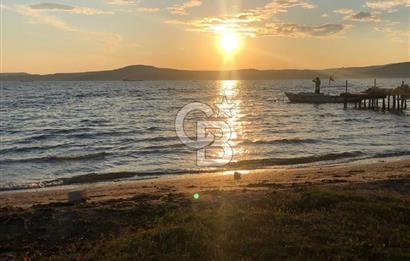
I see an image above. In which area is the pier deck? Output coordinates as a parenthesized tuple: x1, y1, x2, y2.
(341, 81, 409, 113)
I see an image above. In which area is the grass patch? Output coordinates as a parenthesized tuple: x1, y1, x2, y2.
(2, 179, 410, 260)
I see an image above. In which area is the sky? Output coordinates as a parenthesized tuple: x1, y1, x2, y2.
(1, 0, 409, 74)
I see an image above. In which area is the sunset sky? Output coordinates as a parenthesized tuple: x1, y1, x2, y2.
(1, 0, 409, 74)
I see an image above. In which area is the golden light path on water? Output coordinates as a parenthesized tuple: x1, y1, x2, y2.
(213, 80, 248, 173)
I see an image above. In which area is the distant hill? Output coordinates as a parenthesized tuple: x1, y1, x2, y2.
(1, 62, 409, 81)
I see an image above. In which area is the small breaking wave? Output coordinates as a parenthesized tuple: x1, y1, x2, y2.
(228, 151, 365, 168)
(0, 152, 109, 164)
(0, 151, 370, 191)
(238, 138, 319, 146)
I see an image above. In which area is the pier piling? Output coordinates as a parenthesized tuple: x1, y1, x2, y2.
(341, 80, 409, 114)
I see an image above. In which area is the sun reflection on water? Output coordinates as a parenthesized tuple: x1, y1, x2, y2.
(213, 80, 245, 163)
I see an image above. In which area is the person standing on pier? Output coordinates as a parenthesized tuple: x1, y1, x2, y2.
(313, 77, 321, 94)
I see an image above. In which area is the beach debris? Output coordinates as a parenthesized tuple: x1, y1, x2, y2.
(68, 190, 88, 203)
(234, 171, 241, 181)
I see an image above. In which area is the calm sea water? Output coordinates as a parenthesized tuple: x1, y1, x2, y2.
(1, 79, 409, 190)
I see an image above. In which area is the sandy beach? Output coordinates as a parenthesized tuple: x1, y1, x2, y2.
(1, 158, 409, 259)
(1, 158, 410, 208)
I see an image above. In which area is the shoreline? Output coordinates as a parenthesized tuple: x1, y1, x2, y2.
(2, 153, 409, 194)
(1, 156, 409, 208)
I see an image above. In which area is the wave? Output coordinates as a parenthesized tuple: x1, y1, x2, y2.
(227, 151, 365, 168)
(0, 152, 109, 164)
(0, 151, 370, 191)
(238, 138, 319, 146)
(0, 143, 75, 154)
(373, 151, 410, 158)
(140, 136, 180, 142)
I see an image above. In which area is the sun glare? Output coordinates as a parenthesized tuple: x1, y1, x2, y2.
(219, 32, 240, 54)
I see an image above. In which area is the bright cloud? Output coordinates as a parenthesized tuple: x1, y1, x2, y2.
(105, 0, 138, 5)
(260, 0, 316, 16)
(168, 0, 202, 15)
(164, 0, 349, 39)
(137, 7, 161, 13)
(333, 9, 355, 15)
(366, 0, 410, 11)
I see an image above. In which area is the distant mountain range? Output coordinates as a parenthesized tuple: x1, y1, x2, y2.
(1, 62, 409, 81)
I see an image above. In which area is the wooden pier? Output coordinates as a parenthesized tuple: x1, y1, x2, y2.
(342, 80, 409, 113)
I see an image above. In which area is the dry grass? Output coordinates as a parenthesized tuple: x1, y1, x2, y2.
(1, 178, 410, 260)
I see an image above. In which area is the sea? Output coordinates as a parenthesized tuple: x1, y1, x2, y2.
(1, 79, 409, 190)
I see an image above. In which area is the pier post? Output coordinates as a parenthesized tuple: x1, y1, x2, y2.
(401, 97, 404, 112)
(387, 95, 390, 110)
(393, 96, 396, 110)
(382, 98, 386, 111)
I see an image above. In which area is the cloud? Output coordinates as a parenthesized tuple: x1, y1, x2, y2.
(220, 0, 317, 22)
(30, 3, 73, 11)
(17, 5, 75, 31)
(375, 26, 410, 43)
(137, 7, 160, 13)
(164, 0, 347, 39)
(366, 0, 410, 11)
(261, 23, 350, 38)
(259, 0, 316, 16)
(105, 0, 138, 5)
(333, 8, 354, 15)
(349, 12, 380, 22)
(29, 3, 113, 15)
(334, 9, 380, 22)
(168, 0, 202, 15)
(15, 5, 126, 51)
(167, 17, 349, 39)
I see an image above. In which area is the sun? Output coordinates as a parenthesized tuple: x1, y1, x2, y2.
(219, 32, 240, 54)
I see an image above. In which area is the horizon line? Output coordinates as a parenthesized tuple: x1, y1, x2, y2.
(2, 61, 409, 76)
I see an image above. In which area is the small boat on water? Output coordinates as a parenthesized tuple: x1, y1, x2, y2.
(285, 92, 348, 103)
